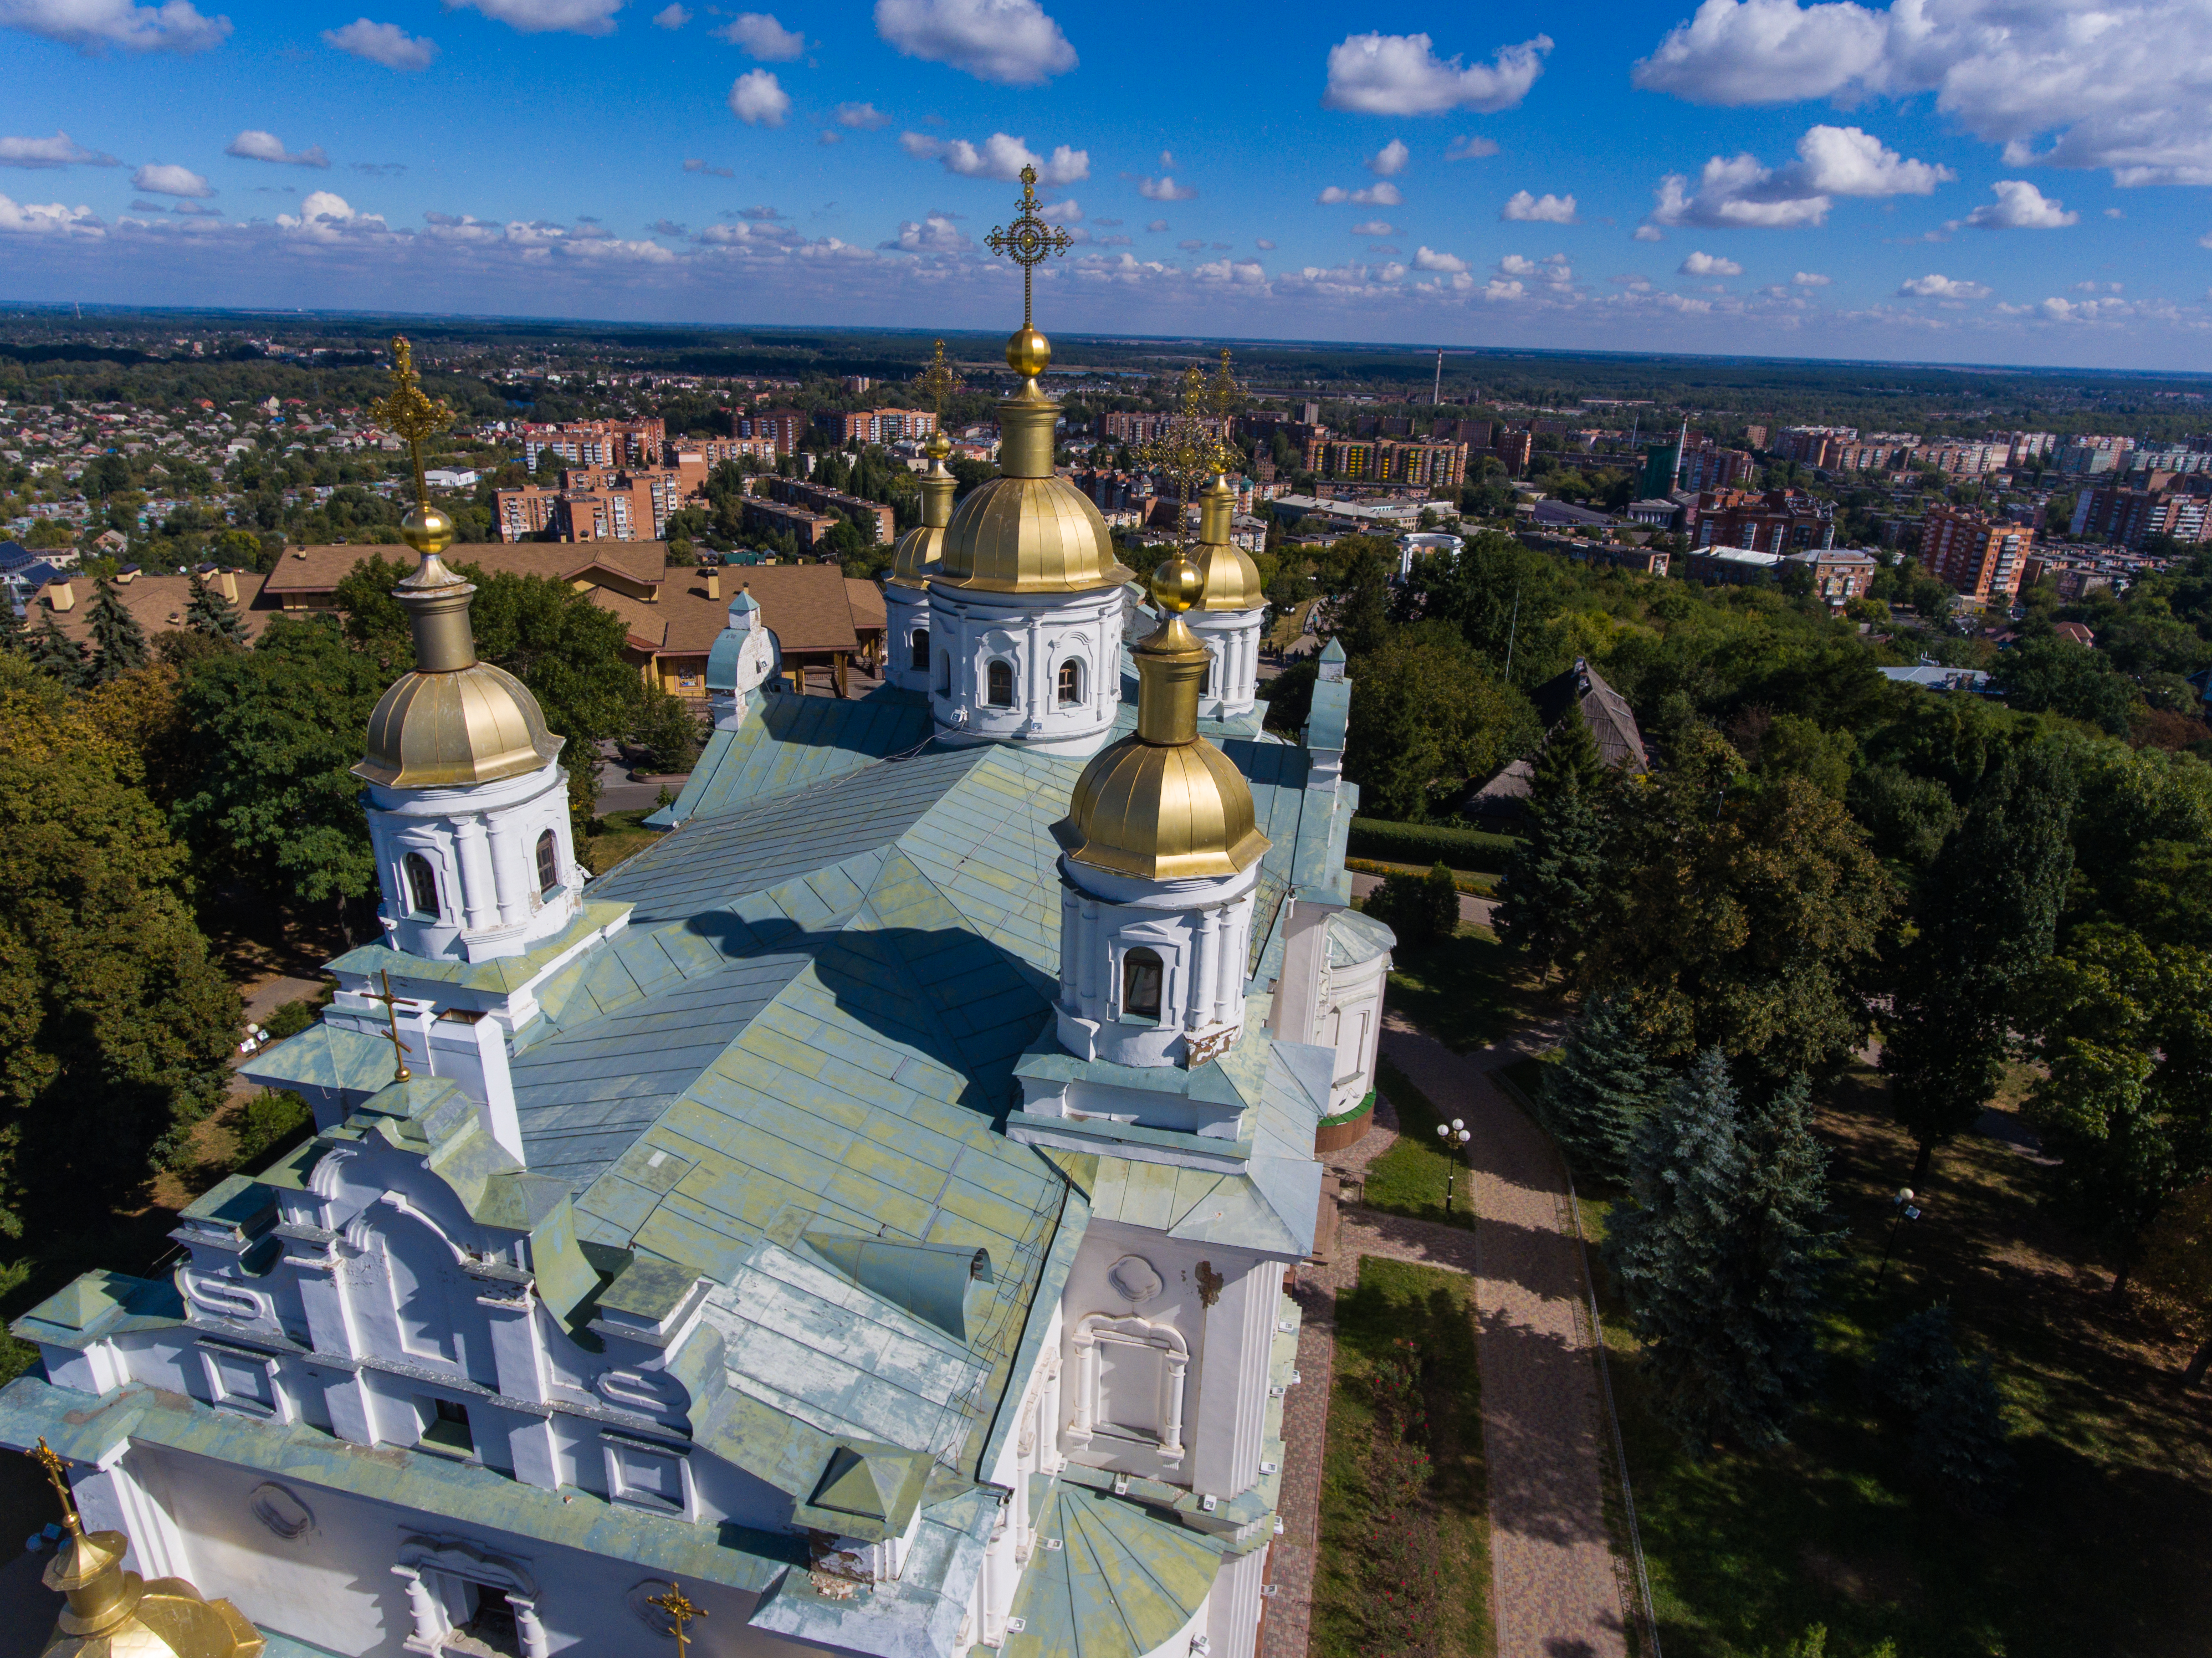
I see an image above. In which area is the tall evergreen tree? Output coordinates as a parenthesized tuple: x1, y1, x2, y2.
(1498, 704, 1608, 978)
(85, 576, 148, 685)
(27, 616, 87, 687)
(0, 592, 23, 653)
(1606, 1051, 1836, 1451)
(1540, 994, 1665, 1182)
(185, 571, 249, 645)
(1885, 745, 2077, 1176)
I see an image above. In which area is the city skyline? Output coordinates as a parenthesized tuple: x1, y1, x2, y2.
(4, 0, 2212, 370)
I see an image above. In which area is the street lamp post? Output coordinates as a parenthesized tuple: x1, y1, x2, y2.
(1435, 1118, 1472, 1214)
(1873, 1186, 1923, 1288)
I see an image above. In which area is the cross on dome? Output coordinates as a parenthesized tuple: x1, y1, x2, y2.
(985, 165, 1073, 332)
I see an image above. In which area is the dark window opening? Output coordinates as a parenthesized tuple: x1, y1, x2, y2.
(911, 627, 930, 672)
(935, 651, 951, 696)
(1057, 658, 1083, 705)
(1123, 948, 1164, 1021)
(986, 659, 1015, 707)
(458, 1585, 522, 1658)
(421, 1396, 474, 1455)
(404, 853, 441, 919)
(535, 828, 559, 893)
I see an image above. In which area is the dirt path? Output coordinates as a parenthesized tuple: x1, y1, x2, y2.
(1265, 1010, 1631, 1658)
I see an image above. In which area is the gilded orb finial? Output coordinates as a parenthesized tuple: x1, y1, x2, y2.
(1150, 551, 1205, 615)
(372, 335, 457, 557)
(986, 164, 1073, 365)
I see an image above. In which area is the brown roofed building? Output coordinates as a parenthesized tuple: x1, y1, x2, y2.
(647, 564, 864, 698)
(1467, 657, 1647, 818)
(28, 567, 275, 647)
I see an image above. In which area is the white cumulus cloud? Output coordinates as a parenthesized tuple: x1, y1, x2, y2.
(1317, 181, 1401, 207)
(1633, 0, 2212, 186)
(1139, 175, 1196, 201)
(1350, 219, 1392, 236)
(226, 130, 331, 166)
(1483, 278, 1525, 300)
(132, 161, 209, 197)
(1793, 269, 1831, 285)
(1898, 272, 1990, 298)
(900, 131, 1086, 185)
(0, 0, 229, 52)
(0, 131, 116, 167)
(1413, 245, 1467, 273)
(874, 0, 1074, 85)
(1646, 123, 1949, 231)
(1502, 189, 1576, 223)
(715, 11, 801, 57)
(276, 190, 385, 239)
(1679, 250, 1742, 275)
(1446, 134, 1498, 160)
(884, 213, 969, 252)
(322, 17, 436, 67)
(448, 0, 622, 34)
(835, 101, 890, 129)
(1963, 179, 2078, 229)
(1323, 30, 1552, 115)
(0, 191, 101, 234)
(729, 69, 790, 126)
(652, 3, 688, 23)
(1367, 139, 1409, 177)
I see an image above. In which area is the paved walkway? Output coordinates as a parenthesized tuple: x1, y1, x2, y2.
(1345, 871, 1496, 929)
(1264, 1011, 1632, 1658)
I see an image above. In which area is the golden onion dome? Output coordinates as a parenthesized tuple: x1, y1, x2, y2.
(934, 330, 1131, 595)
(889, 432, 956, 589)
(33, 1440, 264, 1658)
(1194, 475, 1265, 611)
(351, 511, 565, 790)
(1063, 553, 1269, 881)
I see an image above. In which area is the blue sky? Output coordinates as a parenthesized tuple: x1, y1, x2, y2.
(5, 0, 2212, 369)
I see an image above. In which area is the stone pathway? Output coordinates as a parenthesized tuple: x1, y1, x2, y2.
(1263, 1011, 1632, 1658)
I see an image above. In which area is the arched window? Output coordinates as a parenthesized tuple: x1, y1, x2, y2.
(404, 852, 441, 919)
(1122, 948, 1164, 1021)
(535, 828, 559, 893)
(986, 659, 1015, 707)
(935, 651, 951, 697)
(1057, 657, 1083, 705)
(910, 627, 930, 672)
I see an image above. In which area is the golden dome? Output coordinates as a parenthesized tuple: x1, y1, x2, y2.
(889, 433, 956, 589)
(934, 331, 1131, 596)
(33, 1440, 263, 1658)
(351, 547, 565, 789)
(1194, 477, 1265, 611)
(1063, 555, 1269, 881)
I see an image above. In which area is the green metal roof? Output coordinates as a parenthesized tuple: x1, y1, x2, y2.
(1000, 1482, 1225, 1658)
(648, 688, 935, 827)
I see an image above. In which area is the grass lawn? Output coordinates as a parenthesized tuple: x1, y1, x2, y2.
(583, 807, 661, 876)
(1363, 1058, 1476, 1229)
(1378, 922, 1522, 1054)
(1314, 1256, 1494, 1658)
(1578, 1060, 2212, 1658)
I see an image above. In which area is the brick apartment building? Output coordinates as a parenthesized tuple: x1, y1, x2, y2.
(520, 417, 665, 469)
(733, 407, 808, 454)
(1306, 436, 1469, 490)
(742, 496, 839, 549)
(761, 475, 895, 543)
(1679, 441, 1757, 492)
(1690, 488, 1836, 553)
(812, 407, 939, 445)
(1103, 410, 1229, 446)
(1924, 505, 2034, 600)
(2071, 477, 2212, 547)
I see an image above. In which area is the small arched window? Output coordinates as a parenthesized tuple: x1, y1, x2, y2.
(404, 852, 441, 919)
(535, 828, 560, 893)
(986, 659, 1015, 707)
(1057, 657, 1083, 705)
(910, 627, 930, 672)
(1122, 948, 1164, 1021)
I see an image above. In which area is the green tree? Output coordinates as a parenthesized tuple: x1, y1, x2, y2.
(0, 654, 239, 1234)
(2026, 925, 2212, 1294)
(1992, 635, 2133, 735)
(1586, 726, 1896, 1083)
(1345, 624, 1537, 821)
(85, 576, 149, 684)
(1397, 532, 1573, 685)
(1333, 547, 1392, 658)
(1364, 862, 1458, 950)
(2138, 1179, 2212, 1390)
(1539, 995, 1665, 1182)
(27, 616, 87, 688)
(1913, 1352, 2015, 1514)
(185, 571, 249, 645)
(1605, 1052, 1837, 1451)
(171, 617, 391, 934)
(1884, 745, 2076, 1177)
(628, 685, 705, 774)
(1497, 704, 1608, 976)
(0, 593, 22, 653)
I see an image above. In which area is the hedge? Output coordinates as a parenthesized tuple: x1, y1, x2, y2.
(1346, 817, 1523, 867)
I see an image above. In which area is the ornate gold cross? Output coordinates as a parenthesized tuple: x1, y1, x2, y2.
(1135, 361, 1241, 543)
(913, 339, 963, 424)
(370, 335, 455, 506)
(363, 969, 413, 1084)
(30, 1438, 83, 1537)
(984, 166, 1073, 330)
(647, 1580, 705, 1656)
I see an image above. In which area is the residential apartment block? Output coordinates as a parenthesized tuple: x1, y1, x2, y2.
(813, 407, 939, 446)
(1305, 435, 1468, 490)
(761, 474, 896, 543)
(1924, 505, 2034, 600)
(1679, 441, 1757, 493)
(1103, 410, 1229, 446)
(733, 406, 809, 453)
(519, 417, 665, 469)
(2071, 477, 2212, 547)
(1689, 487, 1836, 554)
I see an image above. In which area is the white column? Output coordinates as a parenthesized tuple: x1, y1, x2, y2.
(1161, 1355, 1189, 1460)
(509, 1596, 550, 1658)
(1026, 612, 1043, 730)
(393, 1567, 443, 1655)
(1186, 908, 1217, 1032)
(1042, 1360, 1063, 1469)
(452, 816, 500, 933)
(487, 823, 528, 928)
(1058, 886, 1079, 1010)
(1215, 903, 1245, 1026)
(1071, 1340, 1097, 1441)
(1076, 900, 1100, 1005)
